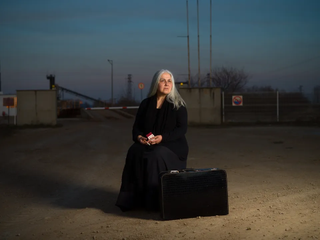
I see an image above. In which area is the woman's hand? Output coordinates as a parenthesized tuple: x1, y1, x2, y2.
(149, 135, 162, 145)
(137, 135, 149, 145)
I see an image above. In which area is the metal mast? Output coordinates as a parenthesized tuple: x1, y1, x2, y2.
(197, 0, 201, 87)
(186, 0, 191, 87)
(127, 74, 132, 100)
(210, 0, 212, 87)
(107, 59, 114, 105)
(0, 62, 2, 92)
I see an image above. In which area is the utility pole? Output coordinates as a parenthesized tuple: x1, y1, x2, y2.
(210, 0, 212, 87)
(177, 1, 191, 87)
(186, 0, 191, 87)
(197, 0, 201, 87)
(108, 59, 114, 105)
(127, 74, 132, 100)
(0, 62, 2, 92)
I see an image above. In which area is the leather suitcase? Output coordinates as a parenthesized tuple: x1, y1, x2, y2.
(160, 168, 229, 220)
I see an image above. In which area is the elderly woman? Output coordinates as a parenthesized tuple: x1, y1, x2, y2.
(116, 69, 188, 211)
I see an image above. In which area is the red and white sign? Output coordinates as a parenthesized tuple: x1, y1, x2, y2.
(3, 97, 14, 107)
(232, 95, 243, 106)
(138, 83, 145, 90)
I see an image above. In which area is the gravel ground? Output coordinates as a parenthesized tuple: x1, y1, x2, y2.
(0, 111, 320, 240)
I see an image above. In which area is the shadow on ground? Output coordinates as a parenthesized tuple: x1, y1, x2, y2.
(0, 163, 162, 220)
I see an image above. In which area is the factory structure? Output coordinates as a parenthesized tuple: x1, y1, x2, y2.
(0, 73, 145, 125)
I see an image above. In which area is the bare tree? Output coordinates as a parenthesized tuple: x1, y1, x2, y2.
(187, 73, 211, 88)
(188, 74, 200, 88)
(211, 67, 249, 92)
(245, 85, 276, 92)
(186, 67, 249, 91)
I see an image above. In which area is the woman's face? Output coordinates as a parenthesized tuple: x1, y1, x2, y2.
(157, 72, 173, 96)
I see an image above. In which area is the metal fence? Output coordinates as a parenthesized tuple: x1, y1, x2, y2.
(222, 91, 320, 123)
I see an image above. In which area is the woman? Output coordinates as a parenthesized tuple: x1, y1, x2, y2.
(115, 69, 188, 211)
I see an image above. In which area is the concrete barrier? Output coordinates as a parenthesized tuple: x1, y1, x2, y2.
(17, 90, 57, 126)
(179, 88, 221, 125)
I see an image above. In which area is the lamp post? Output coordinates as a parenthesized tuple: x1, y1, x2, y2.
(107, 59, 113, 105)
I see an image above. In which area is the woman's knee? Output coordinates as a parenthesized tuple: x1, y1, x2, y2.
(127, 143, 145, 155)
(144, 146, 173, 165)
(151, 145, 169, 156)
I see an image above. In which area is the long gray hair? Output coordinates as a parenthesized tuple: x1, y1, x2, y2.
(147, 69, 186, 109)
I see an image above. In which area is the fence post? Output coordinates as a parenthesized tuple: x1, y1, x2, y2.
(277, 91, 279, 122)
(222, 91, 225, 123)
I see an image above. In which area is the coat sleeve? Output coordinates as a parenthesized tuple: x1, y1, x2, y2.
(161, 106, 188, 142)
(132, 99, 147, 142)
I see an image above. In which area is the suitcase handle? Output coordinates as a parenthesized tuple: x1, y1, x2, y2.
(181, 168, 196, 172)
(168, 168, 219, 174)
(181, 168, 218, 172)
(168, 169, 195, 174)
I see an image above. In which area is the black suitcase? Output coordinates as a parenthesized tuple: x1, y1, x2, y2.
(160, 168, 228, 220)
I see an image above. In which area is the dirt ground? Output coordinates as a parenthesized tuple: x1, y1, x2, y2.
(0, 110, 320, 240)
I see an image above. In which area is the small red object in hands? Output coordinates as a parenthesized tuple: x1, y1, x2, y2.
(146, 132, 154, 145)
(146, 132, 155, 139)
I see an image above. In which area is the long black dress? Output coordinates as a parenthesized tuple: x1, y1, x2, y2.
(115, 95, 188, 211)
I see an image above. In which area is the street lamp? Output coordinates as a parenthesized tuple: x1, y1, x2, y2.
(107, 59, 113, 105)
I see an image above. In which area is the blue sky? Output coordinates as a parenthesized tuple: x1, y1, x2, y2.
(1, 0, 319, 101)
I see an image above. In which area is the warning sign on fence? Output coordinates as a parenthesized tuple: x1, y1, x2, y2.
(232, 95, 243, 106)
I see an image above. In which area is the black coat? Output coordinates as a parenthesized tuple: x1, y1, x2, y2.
(132, 95, 189, 161)
(116, 95, 188, 211)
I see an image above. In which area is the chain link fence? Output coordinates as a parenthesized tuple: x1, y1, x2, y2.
(222, 91, 320, 123)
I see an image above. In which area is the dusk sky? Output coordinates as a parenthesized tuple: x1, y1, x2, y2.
(1, 0, 319, 102)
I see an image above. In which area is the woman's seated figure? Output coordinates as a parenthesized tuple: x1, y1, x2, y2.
(115, 69, 189, 211)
